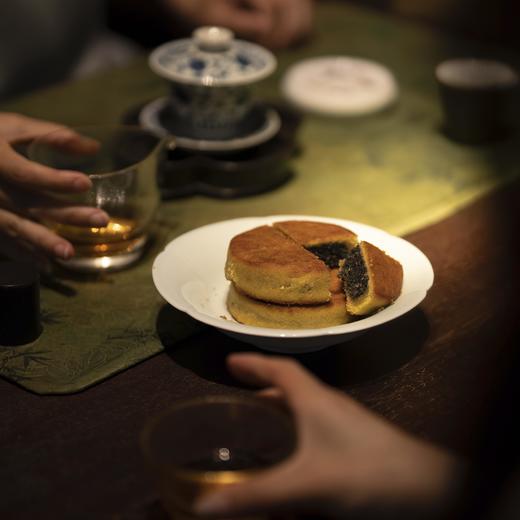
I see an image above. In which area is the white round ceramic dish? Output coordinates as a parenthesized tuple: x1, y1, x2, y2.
(152, 216, 434, 353)
(139, 97, 281, 152)
(281, 56, 398, 116)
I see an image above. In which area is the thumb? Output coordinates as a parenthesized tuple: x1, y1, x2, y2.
(227, 353, 327, 413)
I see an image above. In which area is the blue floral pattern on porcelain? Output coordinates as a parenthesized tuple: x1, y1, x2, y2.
(149, 27, 277, 140)
(170, 84, 250, 135)
(155, 40, 270, 85)
(150, 26, 276, 87)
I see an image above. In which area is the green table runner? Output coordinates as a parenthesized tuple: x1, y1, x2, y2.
(1, 2, 518, 393)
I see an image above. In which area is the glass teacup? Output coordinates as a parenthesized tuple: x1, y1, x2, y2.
(29, 125, 173, 272)
(141, 395, 296, 519)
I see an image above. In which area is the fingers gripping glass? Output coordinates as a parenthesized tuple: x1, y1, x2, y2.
(29, 126, 174, 271)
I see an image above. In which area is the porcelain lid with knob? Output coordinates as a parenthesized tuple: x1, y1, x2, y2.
(149, 26, 277, 87)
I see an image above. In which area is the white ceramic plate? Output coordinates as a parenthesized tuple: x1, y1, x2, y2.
(152, 216, 434, 353)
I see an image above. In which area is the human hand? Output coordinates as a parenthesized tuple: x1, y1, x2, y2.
(165, 0, 313, 49)
(0, 113, 108, 263)
(195, 353, 459, 518)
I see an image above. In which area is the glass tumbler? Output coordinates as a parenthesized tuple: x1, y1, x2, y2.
(28, 125, 173, 272)
(141, 395, 297, 519)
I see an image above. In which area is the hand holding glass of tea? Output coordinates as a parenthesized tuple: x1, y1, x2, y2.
(28, 125, 171, 272)
(0, 113, 109, 265)
(141, 392, 297, 519)
(193, 353, 459, 519)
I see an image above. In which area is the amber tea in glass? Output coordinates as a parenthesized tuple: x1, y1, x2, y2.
(141, 396, 296, 519)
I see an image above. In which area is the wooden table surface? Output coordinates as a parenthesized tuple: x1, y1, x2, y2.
(1, 2, 520, 518)
(2, 176, 518, 518)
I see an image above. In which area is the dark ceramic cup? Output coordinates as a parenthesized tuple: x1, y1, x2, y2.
(436, 58, 519, 145)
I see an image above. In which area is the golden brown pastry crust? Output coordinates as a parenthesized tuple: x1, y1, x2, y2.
(225, 225, 331, 305)
(227, 284, 351, 329)
(329, 268, 343, 294)
(274, 220, 358, 249)
(225, 220, 401, 328)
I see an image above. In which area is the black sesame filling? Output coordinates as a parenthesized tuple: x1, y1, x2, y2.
(306, 242, 350, 268)
(339, 246, 368, 299)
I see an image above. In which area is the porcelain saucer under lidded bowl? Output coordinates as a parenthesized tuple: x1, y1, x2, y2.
(139, 96, 281, 153)
(148, 26, 277, 144)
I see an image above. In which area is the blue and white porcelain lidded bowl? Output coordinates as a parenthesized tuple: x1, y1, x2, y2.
(149, 27, 277, 140)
